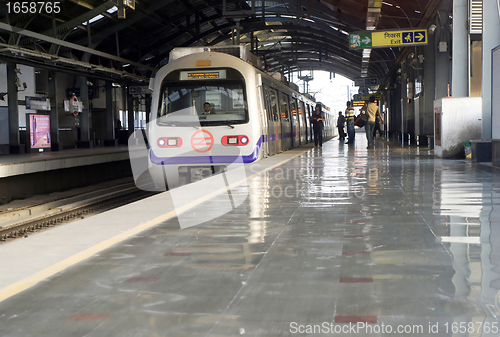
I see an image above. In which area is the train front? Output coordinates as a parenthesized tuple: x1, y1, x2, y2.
(148, 52, 261, 189)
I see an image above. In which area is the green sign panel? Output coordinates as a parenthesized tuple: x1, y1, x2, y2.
(349, 29, 428, 49)
(349, 33, 372, 49)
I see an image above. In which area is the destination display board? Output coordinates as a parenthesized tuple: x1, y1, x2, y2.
(352, 100, 366, 107)
(180, 70, 227, 80)
(351, 100, 378, 107)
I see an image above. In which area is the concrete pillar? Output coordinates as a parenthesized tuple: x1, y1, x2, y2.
(401, 64, 408, 143)
(6, 62, 22, 153)
(422, 32, 436, 139)
(48, 71, 61, 151)
(105, 81, 114, 142)
(407, 64, 415, 144)
(482, 0, 500, 140)
(435, 4, 452, 99)
(78, 76, 91, 146)
(451, 0, 469, 97)
(389, 75, 402, 141)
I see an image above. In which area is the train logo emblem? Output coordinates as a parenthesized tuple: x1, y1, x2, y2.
(191, 130, 214, 153)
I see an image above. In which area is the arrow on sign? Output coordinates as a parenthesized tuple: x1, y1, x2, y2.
(363, 37, 371, 45)
(415, 33, 425, 42)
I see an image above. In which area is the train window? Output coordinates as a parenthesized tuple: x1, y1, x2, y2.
(269, 88, 279, 121)
(156, 68, 248, 126)
(263, 86, 272, 121)
(230, 88, 245, 109)
(279, 92, 289, 119)
(290, 99, 297, 117)
(205, 90, 223, 110)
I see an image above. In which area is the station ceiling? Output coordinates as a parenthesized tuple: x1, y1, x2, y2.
(0, 0, 443, 84)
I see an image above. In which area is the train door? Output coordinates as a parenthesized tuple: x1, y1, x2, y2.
(298, 100, 306, 145)
(290, 98, 298, 147)
(269, 88, 282, 152)
(307, 104, 313, 143)
(279, 92, 292, 150)
(264, 85, 277, 156)
(259, 85, 270, 157)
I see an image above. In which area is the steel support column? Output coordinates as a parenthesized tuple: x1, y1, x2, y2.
(48, 71, 61, 150)
(7, 62, 21, 154)
(78, 76, 91, 146)
(145, 95, 151, 125)
(451, 0, 468, 97)
(482, 0, 500, 139)
(127, 92, 135, 137)
(105, 81, 113, 138)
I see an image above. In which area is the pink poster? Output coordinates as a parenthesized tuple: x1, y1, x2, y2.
(29, 115, 51, 149)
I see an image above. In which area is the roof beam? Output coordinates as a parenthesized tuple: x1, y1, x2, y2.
(71, 0, 178, 47)
(0, 22, 156, 71)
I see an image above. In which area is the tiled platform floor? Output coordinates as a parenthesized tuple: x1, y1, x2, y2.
(0, 134, 499, 336)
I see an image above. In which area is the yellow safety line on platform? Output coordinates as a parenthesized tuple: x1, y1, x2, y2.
(0, 147, 311, 303)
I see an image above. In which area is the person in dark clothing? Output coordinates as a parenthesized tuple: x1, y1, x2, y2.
(311, 104, 324, 147)
(372, 114, 383, 138)
(344, 101, 355, 144)
(115, 118, 122, 140)
(337, 111, 346, 141)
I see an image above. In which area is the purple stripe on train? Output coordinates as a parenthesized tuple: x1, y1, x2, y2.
(150, 138, 262, 165)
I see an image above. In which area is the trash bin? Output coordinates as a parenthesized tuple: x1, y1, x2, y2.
(464, 141, 472, 159)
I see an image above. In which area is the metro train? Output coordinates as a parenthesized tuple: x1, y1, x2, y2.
(147, 46, 337, 188)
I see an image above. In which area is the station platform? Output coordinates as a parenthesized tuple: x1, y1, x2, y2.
(0, 135, 499, 336)
(0, 146, 129, 178)
(0, 146, 131, 204)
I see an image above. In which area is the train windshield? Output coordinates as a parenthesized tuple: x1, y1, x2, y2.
(156, 69, 248, 127)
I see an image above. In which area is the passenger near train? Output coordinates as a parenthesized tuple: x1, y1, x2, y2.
(148, 46, 336, 188)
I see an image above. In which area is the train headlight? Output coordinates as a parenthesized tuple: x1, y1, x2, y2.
(222, 135, 249, 146)
(158, 137, 183, 148)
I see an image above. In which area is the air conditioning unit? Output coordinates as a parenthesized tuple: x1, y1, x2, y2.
(469, 0, 482, 34)
(125, 0, 135, 9)
(169, 46, 263, 69)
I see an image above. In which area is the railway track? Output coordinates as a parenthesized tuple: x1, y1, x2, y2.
(0, 183, 157, 242)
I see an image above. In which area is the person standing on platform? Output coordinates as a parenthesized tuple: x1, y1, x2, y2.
(364, 96, 384, 149)
(115, 118, 122, 140)
(312, 104, 324, 147)
(344, 101, 355, 144)
(337, 111, 346, 141)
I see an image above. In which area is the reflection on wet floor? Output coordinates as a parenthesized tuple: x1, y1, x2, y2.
(1, 134, 500, 336)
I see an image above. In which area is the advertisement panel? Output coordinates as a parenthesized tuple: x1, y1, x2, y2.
(28, 114, 51, 149)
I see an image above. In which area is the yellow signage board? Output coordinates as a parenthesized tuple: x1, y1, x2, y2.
(352, 100, 366, 107)
(372, 29, 427, 48)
